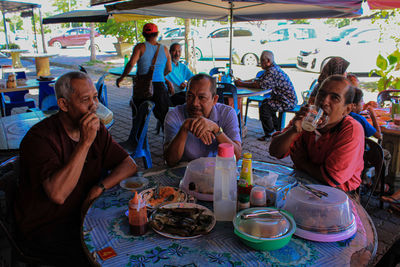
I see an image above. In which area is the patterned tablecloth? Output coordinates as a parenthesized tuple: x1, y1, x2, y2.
(82, 161, 377, 266)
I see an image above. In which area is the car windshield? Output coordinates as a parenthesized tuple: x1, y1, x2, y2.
(326, 27, 357, 42)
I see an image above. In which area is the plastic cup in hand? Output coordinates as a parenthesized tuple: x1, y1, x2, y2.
(394, 114, 400, 126)
(301, 105, 327, 132)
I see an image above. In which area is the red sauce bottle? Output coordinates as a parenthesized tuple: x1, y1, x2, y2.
(129, 191, 148, 235)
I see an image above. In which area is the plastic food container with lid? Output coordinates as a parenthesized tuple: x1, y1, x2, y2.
(283, 184, 357, 242)
(233, 207, 296, 251)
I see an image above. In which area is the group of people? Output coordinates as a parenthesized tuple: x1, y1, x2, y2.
(11, 22, 398, 265)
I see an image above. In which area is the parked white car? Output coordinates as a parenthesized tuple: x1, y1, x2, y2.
(249, 24, 325, 66)
(297, 27, 396, 73)
(158, 27, 200, 48)
(84, 35, 118, 52)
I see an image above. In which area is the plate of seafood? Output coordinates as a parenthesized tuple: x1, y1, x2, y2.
(140, 186, 187, 210)
(149, 203, 216, 239)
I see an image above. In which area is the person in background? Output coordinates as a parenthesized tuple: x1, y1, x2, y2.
(164, 74, 241, 166)
(309, 57, 350, 104)
(117, 23, 172, 145)
(165, 43, 194, 106)
(269, 75, 364, 192)
(350, 87, 382, 140)
(235, 50, 297, 141)
(15, 72, 137, 265)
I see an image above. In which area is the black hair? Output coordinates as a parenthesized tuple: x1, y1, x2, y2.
(143, 32, 158, 39)
(352, 88, 363, 104)
(187, 73, 216, 96)
(318, 75, 355, 105)
(170, 43, 181, 53)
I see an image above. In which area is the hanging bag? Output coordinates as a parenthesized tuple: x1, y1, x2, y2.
(134, 44, 160, 99)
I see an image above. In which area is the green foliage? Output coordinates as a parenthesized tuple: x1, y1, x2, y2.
(8, 43, 20, 49)
(52, 0, 78, 13)
(370, 49, 400, 92)
(324, 18, 350, 28)
(97, 19, 149, 43)
(292, 19, 310, 24)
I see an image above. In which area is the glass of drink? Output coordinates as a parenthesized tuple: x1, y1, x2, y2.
(301, 105, 328, 132)
(394, 114, 400, 126)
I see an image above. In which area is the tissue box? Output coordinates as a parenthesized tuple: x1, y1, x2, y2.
(264, 175, 297, 209)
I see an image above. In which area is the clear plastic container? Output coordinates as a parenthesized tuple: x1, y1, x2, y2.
(250, 186, 266, 207)
(284, 184, 353, 234)
(213, 143, 237, 221)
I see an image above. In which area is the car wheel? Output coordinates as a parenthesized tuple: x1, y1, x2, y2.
(53, 41, 63, 49)
(88, 44, 100, 52)
(194, 48, 202, 60)
(242, 53, 258, 66)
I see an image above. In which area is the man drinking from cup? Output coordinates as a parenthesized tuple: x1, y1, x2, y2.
(14, 71, 137, 265)
(269, 75, 364, 192)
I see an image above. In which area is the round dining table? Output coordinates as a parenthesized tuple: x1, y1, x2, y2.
(108, 66, 137, 77)
(81, 161, 377, 267)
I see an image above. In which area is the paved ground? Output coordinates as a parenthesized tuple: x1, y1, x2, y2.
(0, 50, 399, 266)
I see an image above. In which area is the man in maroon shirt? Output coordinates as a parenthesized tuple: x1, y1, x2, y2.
(270, 75, 364, 192)
(14, 72, 137, 265)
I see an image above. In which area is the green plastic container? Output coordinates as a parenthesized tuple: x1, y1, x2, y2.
(233, 208, 296, 251)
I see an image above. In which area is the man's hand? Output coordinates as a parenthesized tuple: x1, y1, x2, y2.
(179, 81, 187, 90)
(79, 112, 100, 147)
(291, 105, 309, 133)
(234, 79, 242, 86)
(166, 80, 175, 95)
(116, 77, 124, 88)
(189, 117, 218, 139)
(199, 131, 215, 145)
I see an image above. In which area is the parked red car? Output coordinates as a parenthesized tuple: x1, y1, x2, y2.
(48, 27, 100, 48)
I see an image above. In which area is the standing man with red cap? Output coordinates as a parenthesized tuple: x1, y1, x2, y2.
(117, 23, 172, 149)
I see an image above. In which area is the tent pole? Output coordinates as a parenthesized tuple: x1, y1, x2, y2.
(229, 1, 233, 72)
(2, 12, 9, 49)
(39, 9, 47, 53)
(32, 8, 38, 53)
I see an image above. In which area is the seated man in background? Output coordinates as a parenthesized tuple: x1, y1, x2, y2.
(269, 75, 364, 192)
(235, 50, 297, 141)
(14, 72, 137, 265)
(166, 43, 194, 106)
(164, 73, 241, 166)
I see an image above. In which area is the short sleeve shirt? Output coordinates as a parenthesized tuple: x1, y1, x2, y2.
(349, 112, 377, 137)
(14, 113, 129, 240)
(166, 62, 194, 93)
(164, 103, 241, 162)
(276, 116, 364, 192)
(259, 64, 297, 110)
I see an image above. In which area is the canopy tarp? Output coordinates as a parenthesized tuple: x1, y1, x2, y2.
(42, 9, 162, 24)
(368, 0, 400, 9)
(105, 0, 362, 21)
(0, 0, 40, 13)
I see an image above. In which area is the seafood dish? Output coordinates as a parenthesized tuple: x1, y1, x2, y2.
(140, 186, 187, 209)
(149, 203, 216, 238)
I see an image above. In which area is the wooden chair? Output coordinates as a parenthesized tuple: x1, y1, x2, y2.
(0, 157, 52, 266)
(361, 138, 385, 208)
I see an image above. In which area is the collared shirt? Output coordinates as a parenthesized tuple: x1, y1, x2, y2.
(259, 64, 297, 109)
(277, 116, 364, 192)
(164, 103, 241, 162)
(166, 61, 194, 93)
(349, 112, 377, 137)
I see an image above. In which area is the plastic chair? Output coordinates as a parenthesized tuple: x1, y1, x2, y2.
(124, 101, 155, 169)
(276, 79, 317, 131)
(216, 82, 242, 137)
(244, 70, 270, 125)
(377, 89, 400, 107)
(95, 74, 108, 107)
(38, 80, 58, 111)
(209, 67, 233, 77)
(78, 65, 88, 73)
(0, 156, 52, 266)
(361, 138, 385, 209)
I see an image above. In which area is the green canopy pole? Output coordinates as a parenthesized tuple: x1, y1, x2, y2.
(2, 12, 9, 49)
(32, 8, 38, 53)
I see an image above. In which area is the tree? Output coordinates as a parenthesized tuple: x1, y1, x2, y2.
(52, 0, 78, 13)
(97, 19, 150, 44)
(324, 18, 351, 28)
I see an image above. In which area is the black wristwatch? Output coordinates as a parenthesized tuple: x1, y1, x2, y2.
(97, 182, 106, 193)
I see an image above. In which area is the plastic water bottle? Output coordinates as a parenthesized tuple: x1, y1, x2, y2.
(224, 63, 232, 84)
(213, 143, 237, 221)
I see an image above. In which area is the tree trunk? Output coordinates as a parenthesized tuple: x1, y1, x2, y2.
(90, 23, 96, 61)
(184, 19, 196, 73)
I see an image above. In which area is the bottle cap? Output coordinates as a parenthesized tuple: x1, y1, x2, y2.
(217, 143, 234, 158)
(131, 191, 139, 204)
(243, 153, 252, 159)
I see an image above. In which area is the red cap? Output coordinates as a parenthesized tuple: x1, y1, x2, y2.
(143, 23, 158, 34)
(218, 143, 234, 158)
